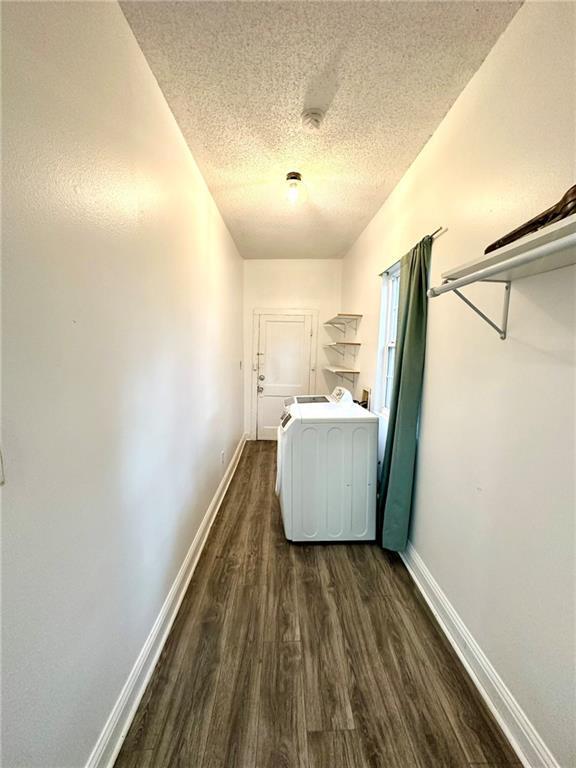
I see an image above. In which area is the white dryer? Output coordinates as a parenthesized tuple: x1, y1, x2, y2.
(276, 388, 378, 542)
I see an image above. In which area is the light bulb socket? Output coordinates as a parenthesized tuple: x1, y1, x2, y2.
(286, 171, 302, 182)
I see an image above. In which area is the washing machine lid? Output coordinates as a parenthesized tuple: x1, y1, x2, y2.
(292, 401, 378, 423)
(294, 395, 330, 404)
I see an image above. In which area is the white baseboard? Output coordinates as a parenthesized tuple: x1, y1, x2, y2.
(401, 543, 560, 768)
(86, 433, 248, 768)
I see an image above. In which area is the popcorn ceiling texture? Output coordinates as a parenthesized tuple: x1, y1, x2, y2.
(121, 1, 520, 260)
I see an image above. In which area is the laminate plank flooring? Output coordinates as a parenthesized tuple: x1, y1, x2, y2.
(294, 544, 355, 733)
(115, 441, 520, 768)
(308, 730, 367, 768)
(257, 641, 308, 768)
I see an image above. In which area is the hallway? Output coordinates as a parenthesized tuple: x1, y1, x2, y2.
(115, 441, 518, 768)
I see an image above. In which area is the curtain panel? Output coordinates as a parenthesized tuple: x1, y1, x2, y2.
(378, 235, 433, 551)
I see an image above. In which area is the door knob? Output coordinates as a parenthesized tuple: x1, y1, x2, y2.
(257, 385, 264, 393)
(258, 374, 265, 381)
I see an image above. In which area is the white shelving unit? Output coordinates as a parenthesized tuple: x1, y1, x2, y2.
(325, 365, 361, 375)
(324, 314, 362, 382)
(324, 313, 363, 332)
(324, 341, 361, 355)
(428, 214, 576, 339)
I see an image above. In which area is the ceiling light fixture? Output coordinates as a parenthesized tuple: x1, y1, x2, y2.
(286, 171, 307, 206)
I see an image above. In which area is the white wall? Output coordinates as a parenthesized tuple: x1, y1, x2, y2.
(341, 3, 575, 766)
(243, 259, 342, 435)
(2, 3, 243, 767)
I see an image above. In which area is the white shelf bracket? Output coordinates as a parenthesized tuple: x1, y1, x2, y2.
(449, 280, 511, 340)
(427, 216, 576, 341)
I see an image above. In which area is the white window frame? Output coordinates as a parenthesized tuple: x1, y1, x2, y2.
(376, 262, 401, 417)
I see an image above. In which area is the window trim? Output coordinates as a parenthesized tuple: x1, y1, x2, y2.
(376, 262, 401, 417)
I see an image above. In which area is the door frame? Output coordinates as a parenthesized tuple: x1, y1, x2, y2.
(249, 308, 319, 440)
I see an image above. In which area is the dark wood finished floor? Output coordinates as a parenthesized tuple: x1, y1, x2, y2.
(115, 441, 519, 768)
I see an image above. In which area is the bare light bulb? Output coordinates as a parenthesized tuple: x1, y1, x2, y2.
(285, 171, 307, 206)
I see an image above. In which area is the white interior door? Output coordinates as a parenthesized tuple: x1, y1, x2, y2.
(256, 313, 313, 440)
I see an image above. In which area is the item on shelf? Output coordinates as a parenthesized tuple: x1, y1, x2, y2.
(485, 184, 576, 254)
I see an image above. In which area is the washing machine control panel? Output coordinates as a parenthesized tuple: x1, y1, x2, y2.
(279, 411, 297, 432)
(330, 386, 353, 404)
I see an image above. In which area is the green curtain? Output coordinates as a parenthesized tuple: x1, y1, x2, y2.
(378, 235, 433, 552)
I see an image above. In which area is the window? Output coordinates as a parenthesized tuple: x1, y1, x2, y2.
(377, 263, 400, 413)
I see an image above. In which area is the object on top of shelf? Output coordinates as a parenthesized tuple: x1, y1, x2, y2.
(485, 184, 576, 254)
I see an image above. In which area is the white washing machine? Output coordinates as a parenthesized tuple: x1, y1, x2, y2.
(276, 387, 378, 542)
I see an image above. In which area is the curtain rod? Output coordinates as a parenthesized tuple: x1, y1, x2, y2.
(379, 227, 444, 275)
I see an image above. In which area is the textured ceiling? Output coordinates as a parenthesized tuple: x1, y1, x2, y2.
(121, 1, 520, 259)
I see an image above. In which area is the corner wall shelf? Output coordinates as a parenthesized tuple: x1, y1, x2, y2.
(427, 213, 576, 339)
(325, 342, 361, 364)
(324, 314, 362, 384)
(325, 365, 361, 375)
(324, 313, 363, 332)
(324, 365, 360, 384)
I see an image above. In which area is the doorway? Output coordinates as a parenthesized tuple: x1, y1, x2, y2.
(251, 310, 317, 440)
